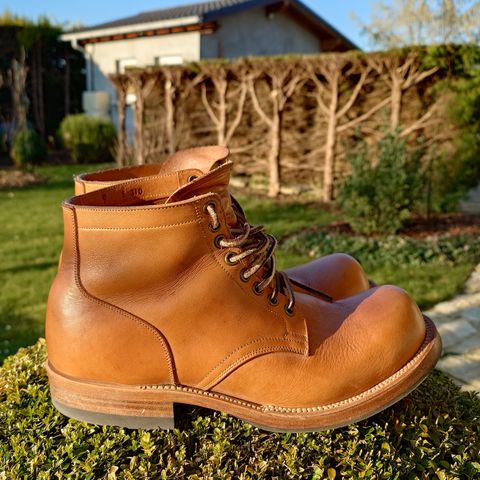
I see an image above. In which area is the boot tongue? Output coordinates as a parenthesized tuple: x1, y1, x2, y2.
(166, 162, 237, 225)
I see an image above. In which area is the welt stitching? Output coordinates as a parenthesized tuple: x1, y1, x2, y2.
(69, 207, 176, 383)
(142, 319, 434, 413)
(198, 336, 306, 383)
(78, 219, 197, 231)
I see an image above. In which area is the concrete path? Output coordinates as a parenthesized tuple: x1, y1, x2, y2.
(460, 184, 480, 214)
(426, 264, 480, 392)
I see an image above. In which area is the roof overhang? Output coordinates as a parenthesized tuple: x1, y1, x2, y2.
(61, 15, 200, 43)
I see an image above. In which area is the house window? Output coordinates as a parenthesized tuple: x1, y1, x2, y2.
(154, 55, 183, 66)
(116, 58, 137, 74)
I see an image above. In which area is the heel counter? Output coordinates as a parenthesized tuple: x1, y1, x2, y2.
(46, 206, 174, 385)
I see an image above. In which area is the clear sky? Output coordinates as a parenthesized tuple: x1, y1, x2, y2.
(0, 0, 374, 50)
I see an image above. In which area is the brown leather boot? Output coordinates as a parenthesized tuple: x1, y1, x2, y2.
(46, 160, 441, 432)
(73, 146, 370, 301)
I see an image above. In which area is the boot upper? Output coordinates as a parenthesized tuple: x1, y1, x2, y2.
(47, 161, 426, 408)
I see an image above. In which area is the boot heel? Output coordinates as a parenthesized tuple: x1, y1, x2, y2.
(52, 398, 175, 429)
(46, 361, 175, 430)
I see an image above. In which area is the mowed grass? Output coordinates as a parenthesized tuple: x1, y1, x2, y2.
(0, 164, 476, 362)
(0, 164, 111, 360)
(0, 164, 329, 362)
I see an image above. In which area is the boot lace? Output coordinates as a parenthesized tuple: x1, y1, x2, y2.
(206, 203, 295, 314)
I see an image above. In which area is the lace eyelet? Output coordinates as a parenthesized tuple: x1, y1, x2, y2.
(284, 305, 295, 316)
(224, 252, 238, 265)
(209, 222, 221, 232)
(240, 269, 249, 282)
(214, 235, 224, 249)
(268, 295, 279, 306)
(252, 282, 262, 295)
(188, 175, 198, 182)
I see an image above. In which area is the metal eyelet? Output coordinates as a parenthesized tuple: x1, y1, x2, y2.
(240, 269, 249, 282)
(214, 235, 224, 249)
(268, 295, 279, 306)
(284, 305, 295, 316)
(188, 175, 198, 182)
(203, 202, 216, 213)
(209, 223, 221, 232)
(224, 252, 238, 265)
(252, 282, 262, 295)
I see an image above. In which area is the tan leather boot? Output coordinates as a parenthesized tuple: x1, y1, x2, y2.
(73, 146, 370, 301)
(46, 160, 441, 432)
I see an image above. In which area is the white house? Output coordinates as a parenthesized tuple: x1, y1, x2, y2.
(62, 0, 357, 121)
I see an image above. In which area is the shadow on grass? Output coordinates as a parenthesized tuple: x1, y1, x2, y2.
(0, 304, 43, 364)
(0, 261, 58, 274)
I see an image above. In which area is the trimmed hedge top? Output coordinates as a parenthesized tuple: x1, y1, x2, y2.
(1, 340, 479, 479)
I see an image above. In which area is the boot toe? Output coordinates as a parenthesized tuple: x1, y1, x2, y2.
(343, 285, 426, 391)
(287, 253, 370, 300)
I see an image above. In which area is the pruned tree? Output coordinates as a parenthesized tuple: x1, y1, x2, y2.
(110, 74, 130, 166)
(130, 71, 157, 165)
(199, 62, 247, 147)
(161, 66, 204, 155)
(162, 67, 183, 155)
(7, 48, 29, 133)
(247, 59, 305, 197)
(368, 51, 439, 131)
(307, 55, 389, 202)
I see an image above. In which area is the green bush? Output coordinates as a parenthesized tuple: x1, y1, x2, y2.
(11, 128, 46, 167)
(337, 133, 425, 234)
(283, 232, 480, 269)
(59, 114, 116, 163)
(0, 340, 479, 478)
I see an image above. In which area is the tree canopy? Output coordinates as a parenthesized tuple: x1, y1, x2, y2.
(356, 0, 480, 48)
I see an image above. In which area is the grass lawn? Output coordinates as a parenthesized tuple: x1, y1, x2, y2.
(0, 164, 477, 362)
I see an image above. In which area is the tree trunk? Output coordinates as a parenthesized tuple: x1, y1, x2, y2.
(164, 77, 176, 155)
(64, 57, 71, 116)
(322, 114, 337, 203)
(33, 41, 45, 138)
(391, 75, 402, 131)
(217, 79, 227, 146)
(268, 111, 282, 197)
(117, 89, 126, 166)
(322, 73, 339, 203)
(10, 49, 28, 133)
(134, 92, 145, 165)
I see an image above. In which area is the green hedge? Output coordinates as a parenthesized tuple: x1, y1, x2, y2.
(283, 233, 480, 268)
(1, 340, 479, 479)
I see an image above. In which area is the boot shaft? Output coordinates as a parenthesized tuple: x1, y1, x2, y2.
(47, 164, 308, 389)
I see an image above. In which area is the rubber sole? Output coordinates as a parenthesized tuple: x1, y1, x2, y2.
(47, 316, 441, 432)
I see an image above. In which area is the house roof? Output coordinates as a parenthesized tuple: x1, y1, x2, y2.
(81, 0, 250, 31)
(64, 0, 358, 50)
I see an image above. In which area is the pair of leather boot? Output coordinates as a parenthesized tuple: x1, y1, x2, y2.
(46, 146, 441, 432)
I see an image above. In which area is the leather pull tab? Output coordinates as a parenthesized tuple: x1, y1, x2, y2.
(166, 162, 237, 225)
(162, 146, 230, 174)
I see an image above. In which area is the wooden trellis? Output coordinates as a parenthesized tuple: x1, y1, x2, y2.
(110, 50, 447, 201)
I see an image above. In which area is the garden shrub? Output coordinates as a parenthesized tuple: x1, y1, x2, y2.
(11, 128, 46, 167)
(59, 114, 116, 163)
(0, 340, 479, 478)
(337, 133, 425, 235)
(283, 232, 480, 269)
(421, 45, 480, 212)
